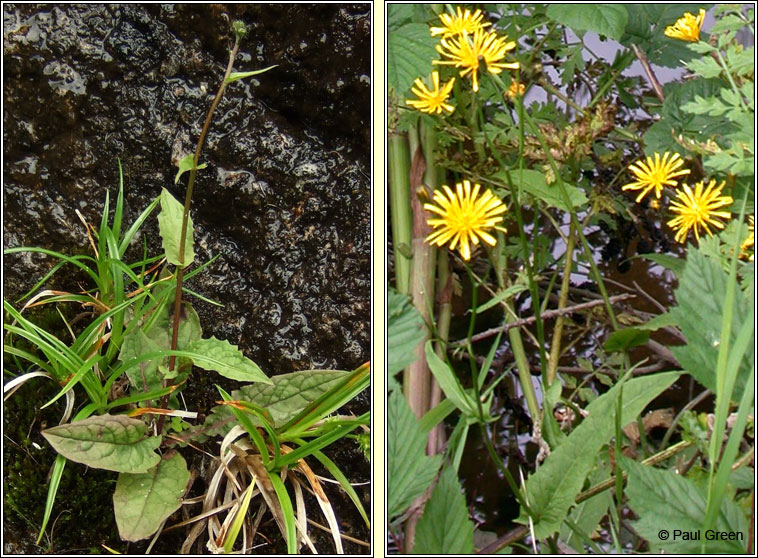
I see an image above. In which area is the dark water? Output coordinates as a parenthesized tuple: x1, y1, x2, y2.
(3, 3, 370, 553)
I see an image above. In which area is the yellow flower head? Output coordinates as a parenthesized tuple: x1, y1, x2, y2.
(667, 178, 733, 243)
(430, 6, 491, 38)
(424, 179, 508, 261)
(433, 28, 519, 93)
(406, 71, 456, 115)
(664, 9, 706, 42)
(505, 80, 525, 99)
(622, 152, 690, 202)
(740, 216, 754, 261)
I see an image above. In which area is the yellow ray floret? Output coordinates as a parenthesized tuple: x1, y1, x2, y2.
(667, 178, 733, 243)
(740, 216, 754, 261)
(434, 28, 519, 93)
(430, 6, 491, 38)
(405, 71, 456, 115)
(664, 9, 706, 42)
(622, 152, 690, 202)
(424, 179, 508, 261)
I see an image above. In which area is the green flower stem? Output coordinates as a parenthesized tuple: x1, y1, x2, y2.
(158, 31, 242, 434)
(519, 107, 619, 331)
(388, 133, 413, 294)
(546, 220, 576, 386)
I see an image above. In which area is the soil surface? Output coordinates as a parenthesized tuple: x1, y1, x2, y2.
(3, 3, 371, 554)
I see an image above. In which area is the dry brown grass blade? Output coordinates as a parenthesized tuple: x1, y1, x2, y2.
(75, 209, 98, 257)
(295, 458, 344, 554)
(291, 473, 317, 553)
(306, 518, 370, 548)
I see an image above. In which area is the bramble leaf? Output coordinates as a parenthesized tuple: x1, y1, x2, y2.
(388, 389, 442, 521)
(413, 465, 475, 554)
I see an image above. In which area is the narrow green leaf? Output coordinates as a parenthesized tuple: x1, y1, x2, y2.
(388, 390, 442, 520)
(224, 65, 278, 84)
(515, 371, 680, 538)
(187, 336, 271, 384)
(41, 414, 161, 473)
(474, 284, 527, 314)
(158, 188, 194, 267)
(223, 482, 256, 553)
(425, 340, 476, 416)
(268, 471, 297, 554)
(412, 465, 475, 554)
(113, 451, 190, 541)
(174, 153, 208, 185)
(603, 327, 650, 353)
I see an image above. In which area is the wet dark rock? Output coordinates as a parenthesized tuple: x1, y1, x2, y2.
(3, 3, 370, 553)
(3, 2, 370, 374)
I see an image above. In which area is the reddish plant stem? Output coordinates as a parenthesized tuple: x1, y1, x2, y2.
(157, 37, 241, 435)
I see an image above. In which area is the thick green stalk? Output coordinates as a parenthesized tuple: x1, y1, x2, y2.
(429, 246, 451, 455)
(546, 220, 576, 385)
(388, 133, 413, 294)
(403, 121, 438, 421)
(403, 120, 440, 553)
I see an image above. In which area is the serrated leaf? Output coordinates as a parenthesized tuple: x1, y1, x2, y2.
(643, 79, 729, 156)
(235, 369, 352, 427)
(669, 247, 753, 400)
(158, 188, 194, 267)
(687, 56, 724, 79)
(388, 389, 442, 520)
(187, 336, 271, 384)
(174, 153, 208, 185)
(113, 452, 190, 541)
(41, 414, 161, 473)
(515, 372, 680, 538)
(224, 64, 278, 84)
(547, 5, 628, 40)
(474, 284, 527, 314)
(388, 287, 425, 374)
(388, 23, 438, 96)
(626, 458, 748, 553)
(412, 465, 475, 554)
(603, 327, 650, 353)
